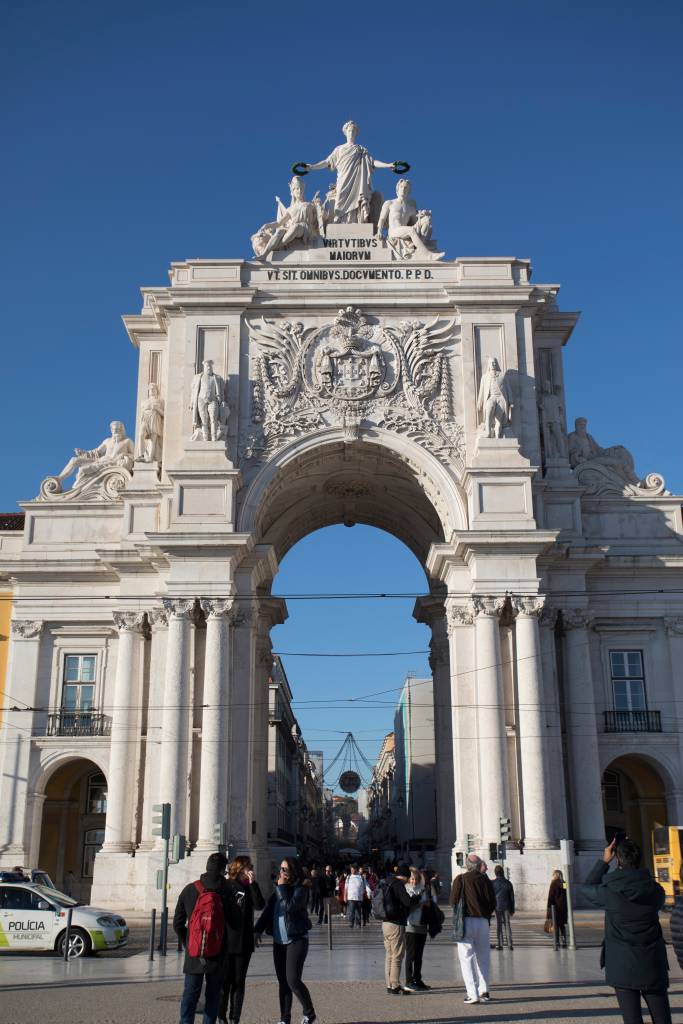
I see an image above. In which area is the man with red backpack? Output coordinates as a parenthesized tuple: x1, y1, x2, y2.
(174, 852, 231, 1024)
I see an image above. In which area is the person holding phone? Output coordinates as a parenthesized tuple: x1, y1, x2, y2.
(218, 856, 265, 1024)
(254, 858, 316, 1024)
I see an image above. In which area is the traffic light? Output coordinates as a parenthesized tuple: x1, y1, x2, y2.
(152, 803, 171, 840)
(499, 816, 511, 843)
(213, 822, 228, 851)
(172, 834, 186, 862)
(489, 842, 498, 863)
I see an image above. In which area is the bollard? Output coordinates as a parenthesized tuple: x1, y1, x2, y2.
(551, 904, 559, 951)
(160, 906, 168, 956)
(327, 900, 332, 950)
(148, 908, 156, 961)
(63, 907, 73, 962)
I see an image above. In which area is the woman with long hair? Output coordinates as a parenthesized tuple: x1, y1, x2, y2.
(546, 869, 568, 948)
(218, 855, 265, 1024)
(255, 857, 316, 1024)
(404, 866, 439, 991)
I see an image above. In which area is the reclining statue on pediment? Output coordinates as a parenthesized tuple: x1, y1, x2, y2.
(251, 176, 325, 260)
(39, 420, 135, 502)
(568, 417, 667, 497)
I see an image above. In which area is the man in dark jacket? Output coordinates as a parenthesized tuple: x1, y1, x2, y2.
(318, 864, 336, 924)
(381, 862, 421, 994)
(173, 852, 230, 1024)
(449, 855, 497, 1004)
(492, 865, 515, 950)
(579, 838, 671, 1024)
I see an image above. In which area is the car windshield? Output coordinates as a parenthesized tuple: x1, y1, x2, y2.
(33, 885, 78, 907)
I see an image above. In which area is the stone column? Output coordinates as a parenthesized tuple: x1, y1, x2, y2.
(103, 611, 145, 852)
(229, 602, 257, 853)
(0, 620, 43, 861)
(157, 599, 195, 841)
(472, 596, 509, 843)
(445, 601, 476, 860)
(512, 596, 554, 848)
(563, 609, 605, 852)
(140, 608, 169, 849)
(196, 599, 233, 849)
(539, 606, 568, 838)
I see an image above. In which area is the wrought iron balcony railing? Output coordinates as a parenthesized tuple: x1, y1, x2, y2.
(46, 711, 111, 737)
(603, 709, 661, 733)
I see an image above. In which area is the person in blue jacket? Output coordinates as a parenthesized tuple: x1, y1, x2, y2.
(578, 837, 671, 1024)
(254, 857, 316, 1024)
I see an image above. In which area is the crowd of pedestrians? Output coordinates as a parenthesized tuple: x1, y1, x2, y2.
(172, 839, 679, 1024)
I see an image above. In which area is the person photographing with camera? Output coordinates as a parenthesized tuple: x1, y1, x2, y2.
(254, 858, 317, 1024)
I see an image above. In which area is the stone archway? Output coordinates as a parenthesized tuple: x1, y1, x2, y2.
(602, 754, 669, 871)
(37, 758, 107, 902)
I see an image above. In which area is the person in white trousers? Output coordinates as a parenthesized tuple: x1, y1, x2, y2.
(449, 855, 497, 1004)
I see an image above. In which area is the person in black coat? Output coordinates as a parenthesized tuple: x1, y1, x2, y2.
(547, 870, 568, 947)
(255, 856, 316, 1024)
(579, 837, 671, 1024)
(671, 865, 683, 971)
(218, 855, 265, 1024)
(492, 865, 515, 950)
(173, 852, 231, 1024)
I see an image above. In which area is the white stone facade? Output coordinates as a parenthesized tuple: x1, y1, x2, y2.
(1, 219, 682, 909)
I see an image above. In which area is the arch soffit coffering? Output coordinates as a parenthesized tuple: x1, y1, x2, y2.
(237, 429, 468, 565)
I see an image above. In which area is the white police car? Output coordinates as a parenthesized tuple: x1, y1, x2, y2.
(0, 882, 128, 957)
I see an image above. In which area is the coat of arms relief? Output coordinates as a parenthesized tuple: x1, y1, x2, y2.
(239, 308, 464, 469)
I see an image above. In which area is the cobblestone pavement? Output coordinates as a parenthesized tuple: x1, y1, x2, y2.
(1, 916, 681, 1024)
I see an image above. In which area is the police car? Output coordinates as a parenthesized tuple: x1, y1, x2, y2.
(0, 882, 128, 957)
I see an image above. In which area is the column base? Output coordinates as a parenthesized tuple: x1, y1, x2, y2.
(522, 838, 560, 851)
(100, 842, 135, 854)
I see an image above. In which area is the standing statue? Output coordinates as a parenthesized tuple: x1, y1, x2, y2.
(298, 120, 402, 224)
(477, 357, 513, 438)
(567, 417, 639, 483)
(376, 179, 444, 261)
(190, 360, 228, 441)
(136, 382, 165, 463)
(538, 380, 567, 459)
(251, 176, 324, 259)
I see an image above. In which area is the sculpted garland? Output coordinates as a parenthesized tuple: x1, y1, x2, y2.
(240, 307, 463, 468)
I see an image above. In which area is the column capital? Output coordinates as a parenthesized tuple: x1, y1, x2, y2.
(148, 606, 169, 629)
(233, 600, 259, 628)
(200, 597, 235, 620)
(162, 598, 196, 620)
(446, 600, 475, 634)
(112, 610, 146, 633)
(664, 617, 683, 637)
(471, 595, 506, 620)
(512, 595, 546, 618)
(563, 608, 594, 630)
(539, 605, 559, 629)
(10, 619, 43, 639)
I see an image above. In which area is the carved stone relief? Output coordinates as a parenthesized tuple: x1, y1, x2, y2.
(568, 417, 667, 497)
(39, 420, 134, 502)
(10, 620, 43, 639)
(240, 308, 463, 470)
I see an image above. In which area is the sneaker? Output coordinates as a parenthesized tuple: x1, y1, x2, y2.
(480, 993, 492, 1002)
(463, 995, 479, 1004)
(302, 1017, 316, 1024)
(414, 982, 431, 990)
(403, 984, 419, 993)
(495, 944, 503, 950)
(388, 987, 404, 995)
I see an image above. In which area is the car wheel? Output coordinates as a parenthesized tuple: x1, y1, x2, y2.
(57, 927, 92, 959)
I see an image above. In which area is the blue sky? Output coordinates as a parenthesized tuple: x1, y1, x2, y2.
(2, 1, 681, 778)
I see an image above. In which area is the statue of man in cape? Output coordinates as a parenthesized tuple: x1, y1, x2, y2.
(299, 120, 399, 224)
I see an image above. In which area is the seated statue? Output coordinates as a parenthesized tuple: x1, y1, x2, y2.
(252, 176, 324, 259)
(567, 417, 640, 484)
(376, 179, 443, 261)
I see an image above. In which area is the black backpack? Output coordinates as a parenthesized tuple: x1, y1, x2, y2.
(371, 879, 396, 922)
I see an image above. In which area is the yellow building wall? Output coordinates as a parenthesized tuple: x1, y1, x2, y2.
(0, 592, 11, 727)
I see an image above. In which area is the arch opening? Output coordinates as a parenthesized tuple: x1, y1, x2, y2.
(37, 758, 107, 902)
(602, 754, 669, 872)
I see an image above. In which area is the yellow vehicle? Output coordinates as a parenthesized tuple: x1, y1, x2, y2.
(652, 826, 683, 903)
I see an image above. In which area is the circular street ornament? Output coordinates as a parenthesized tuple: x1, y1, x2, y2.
(392, 161, 411, 174)
(291, 162, 309, 176)
(339, 770, 361, 793)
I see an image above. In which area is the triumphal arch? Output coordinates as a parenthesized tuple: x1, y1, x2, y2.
(1, 125, 682, 907)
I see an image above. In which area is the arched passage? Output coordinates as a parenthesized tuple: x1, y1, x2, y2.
(37, 758, 107, 902)
(602, 754, 668, 870)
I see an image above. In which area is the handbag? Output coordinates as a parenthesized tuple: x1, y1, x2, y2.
(452, 883, 466, 942)
(543, 918, 553, 934)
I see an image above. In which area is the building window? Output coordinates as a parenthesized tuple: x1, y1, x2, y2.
(86, 772, 107, 814)
(82, 828, 105, 878)
(603, 769, 623, 813)
(609, 651, 646, 711)
(62, 655, 96, 717)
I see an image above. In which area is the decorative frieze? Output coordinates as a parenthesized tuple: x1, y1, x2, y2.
(10, 620, 43, 639)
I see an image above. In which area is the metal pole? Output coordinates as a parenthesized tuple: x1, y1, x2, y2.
(158, 832, 170, 955)
(551, 904, 559, 950)
(63, 907, 73, 962)
(148, 908, 156, 961)
(159, 907, 168, 956)
(565, 867, 577, 950)
(327, 898, 333, 950)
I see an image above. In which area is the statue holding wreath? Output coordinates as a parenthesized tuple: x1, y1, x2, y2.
(294, 120, 409, 225)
